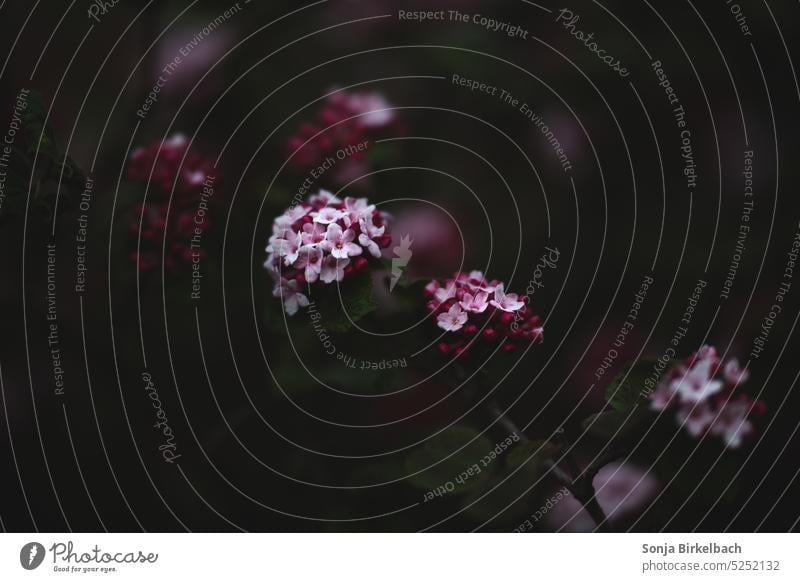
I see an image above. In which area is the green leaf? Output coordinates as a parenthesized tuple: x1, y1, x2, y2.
(605, 359, 667, 412)
(21, 90, 58, 160)
(312, 268, 377, 332)
(506, 439, 559, 479)
(405, 426, 494, 495)
(456, 440, 559, 525)
(0, 89, 86, 225)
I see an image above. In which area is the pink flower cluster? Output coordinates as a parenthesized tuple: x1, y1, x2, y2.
(129, 204, 200, 273)
(287, 90, 400, 174)
(425, 272, 543, 356)
(649, 346, 765, 449)
(265, 190, 391, 315)
(126, 134, 214, 272)
(128, 134, 212, 197)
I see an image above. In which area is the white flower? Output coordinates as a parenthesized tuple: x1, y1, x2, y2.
(434, 283, 456, 303)
(460, 291, 489, 313)
(343, 196, 375, 227)
(322, 223, 362, 259)
(263, 256, 279, 276)
(348, 92, 395, 128)
(675, 401, 715, 437)
(649, 375, 680, 411)
(695, 345, 718, 362)
(357, 214, 385, 258)
(295, 245, 324, 283)
(271, 220, 294, 239)
(273, 278, 309, 316)
(166, 133, 188, 149)
(301, 222, 327, 246)
(460, 271, 497, 293)
(709, 399, 754, 449)
(309, 189, 341, 207)
(267, 231, 302, 266)
(437, 304, 468, 332)
(490, 283, 525, 312)
(359, 213, 385, 238)
(358, 232, 381, 258)
(424, 280, 441, 296)
(320, 256, 349, 283)
(312, 206, 346, 224)
(184, 169, 206, 187)
(723, 359, 750, 386)
(266, 230, 287, 251)
(669, 357, 723, 404)
(480, 280, 500, 293)
(280, 205, 310, 226)
(456, 270, 482, 284)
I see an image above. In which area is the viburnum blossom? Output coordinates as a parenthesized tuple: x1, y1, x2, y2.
(265, 191, 391, 314)
(460, 291, 489, 313)
(127, 133, 213, 199)
(358, 213, 386, 258)
(128, 203, 200, 273)
(273, 278, 309, 316)
(545, 462, 660, 532)
(322, 223, 362, 259)
(126, 134, 215, 273)
(648, 346, 765, 449)
(287, 89, 402, 182)
(425, 272, 543, 356)
(437, 304, 469, 332)
(490, 283, 525, 312)
(389, 208, 462, 277)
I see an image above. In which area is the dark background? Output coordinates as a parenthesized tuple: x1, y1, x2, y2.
(0, 0, 798, 531)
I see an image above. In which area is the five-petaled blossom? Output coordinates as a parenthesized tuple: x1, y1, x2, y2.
(437, 304, 469, 331)
(648, 346, 765, 449)
(265, 191, 391, 314)
(273, 278, 309, 316)
(425, 272, 543, 356)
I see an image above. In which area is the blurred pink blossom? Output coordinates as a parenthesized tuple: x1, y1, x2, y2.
(389, 207, 462, 277)
(546, 462, 659, 532)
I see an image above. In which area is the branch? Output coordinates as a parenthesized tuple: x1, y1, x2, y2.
(543, 459, 613, 533)
(487, 402, 528, 441)
(580, 445, 624, 483)
(481, 383, 617, 532)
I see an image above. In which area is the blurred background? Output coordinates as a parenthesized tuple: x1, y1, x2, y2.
(0, 0, 798, 532)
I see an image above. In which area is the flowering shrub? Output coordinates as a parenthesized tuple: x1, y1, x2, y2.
(127, 134, 213, 200)
(126, 134, 214, 272)
(287, 89, 400, 182)
(424, 271, 543, 356)
(648, 346, 765, 449)
(265, 190, 391, 315)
